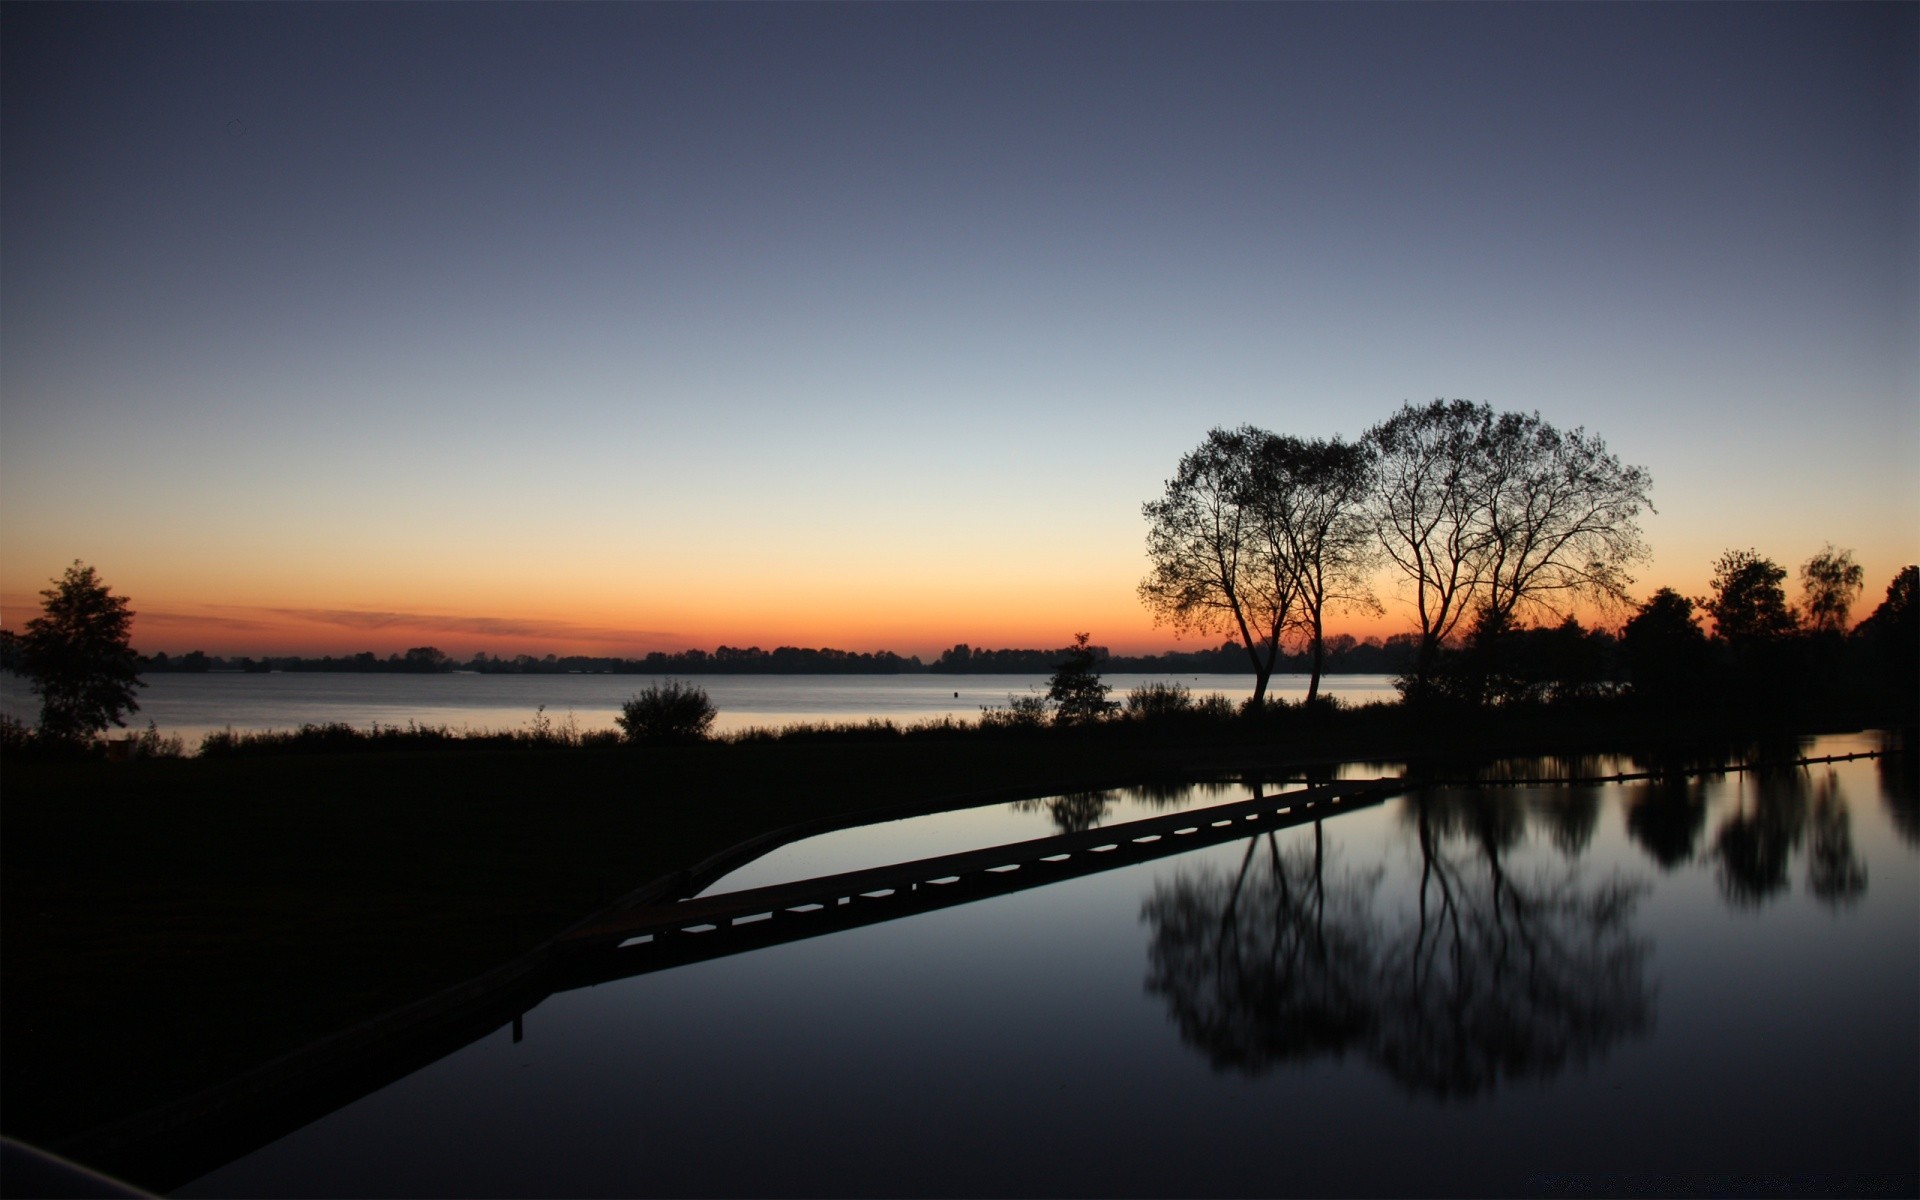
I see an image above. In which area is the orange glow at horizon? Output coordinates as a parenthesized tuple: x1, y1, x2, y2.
(3, 545, 1912, 663)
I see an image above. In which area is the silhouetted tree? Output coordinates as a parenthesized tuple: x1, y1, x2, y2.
(16, 562, 145, 744)
(1476, 410, 1650, 631)
(615, 680, 717, 744)
(1046, 633, 1116, 725)
(1247, 433, 1380, 704)
(1364, 400, 1496, 697)
(1854, 566, 1919, 718)
(1799, 545, 1863, 634)
(1140, 427, 1293, 703)
(1363, 400, 1650, 701)
(1699, 549, 1803, 708)
(399, 646, 453, 673)
(1620, 588, 1711, 708)
(1700, 549, 1797, 644)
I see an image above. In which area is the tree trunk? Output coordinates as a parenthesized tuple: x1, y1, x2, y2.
(1243, 635, 1273, 705)
(1306, 614, 1326, 704)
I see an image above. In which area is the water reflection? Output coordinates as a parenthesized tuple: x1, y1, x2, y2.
(1806, 781, 1867, 907)
(1882, 751, 1920, 848)
(1009, 779, 1242, 836)
(174, 736, 1916, 1199)
(1706, 766, 1872, 909)
(1143, 798, 1653, 1099)
(1624, 776, 1710, 868)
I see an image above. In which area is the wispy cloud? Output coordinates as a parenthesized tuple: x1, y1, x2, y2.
(1, 601, 682, 653)
(228, 605, 679, 646)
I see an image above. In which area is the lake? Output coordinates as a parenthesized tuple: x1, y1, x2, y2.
(179, 732, 1917, 1197)
(0, 671, 1402, 746)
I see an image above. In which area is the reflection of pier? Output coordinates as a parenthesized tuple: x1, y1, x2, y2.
(552, 779, 1401, 990)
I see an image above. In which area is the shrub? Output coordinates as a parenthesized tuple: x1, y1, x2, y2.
(1193, 693, 1238, 722)
(616, 680, 717, 744)
(124, 721, 185, 759)
(1125, 681, 1193, 720)
(978, 691, 1051, 731)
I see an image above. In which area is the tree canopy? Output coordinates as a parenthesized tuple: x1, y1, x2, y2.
(1363, 400, 1651, 698)
(1799, 545, 1863, 634)
(18, 561, 144, 743)
(1700, 549, 1797, 644)
(1139, 427, 1293, 703)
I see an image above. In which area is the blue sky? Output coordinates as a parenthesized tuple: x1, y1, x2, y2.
(3, 2, 1914, 655)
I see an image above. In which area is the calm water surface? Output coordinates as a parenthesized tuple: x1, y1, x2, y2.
(182, 732, 1918, 1198)
(0, 672, 1400, 744)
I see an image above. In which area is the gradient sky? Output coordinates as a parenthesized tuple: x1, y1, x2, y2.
(3, 2, 1915, 658)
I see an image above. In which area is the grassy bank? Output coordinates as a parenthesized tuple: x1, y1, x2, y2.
(2, 700, 1902, 1184)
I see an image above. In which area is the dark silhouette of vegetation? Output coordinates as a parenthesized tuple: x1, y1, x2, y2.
(1363, 400, 1650, 701)
(1620, 588, 1712, 710)
(1248, 433, 1380, 703)
(1046, 633, 1116, 725)
(1701, 549, 1797, 645)
(616, 680, 717, 744)
(1799, 545, 1864, 634)
(1139, 427, 1295, 703)
(1855, 565, 1919, 720)
(135, 640, 1426, 677)
(12, 562, 144, 745)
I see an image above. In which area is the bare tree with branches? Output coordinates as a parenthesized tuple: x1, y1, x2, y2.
(1365, 400, 1651, 699)
(1363, 400, 1500, 696)
(1248, 433, 1380, 704)
(1139, 427, 1293, 704)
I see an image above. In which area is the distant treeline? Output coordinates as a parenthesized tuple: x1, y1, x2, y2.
(928, 637, 1416, 675)
(134, 637, 1421, 676)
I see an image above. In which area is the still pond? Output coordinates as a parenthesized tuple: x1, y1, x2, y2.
(182, 732, 1916, 1197)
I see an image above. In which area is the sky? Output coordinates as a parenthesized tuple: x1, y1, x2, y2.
(2, 2, 1915, 659)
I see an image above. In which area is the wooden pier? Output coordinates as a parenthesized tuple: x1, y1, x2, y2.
(551, 778, 1401, 990)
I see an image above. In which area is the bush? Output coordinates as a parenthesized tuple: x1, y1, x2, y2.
(978, 691, 1051, 731)
(122, 721, 185, 760)
(1125, 681, 1193, 720)
(616, 680, 717, 744)
(1193, 693, 1238, 722)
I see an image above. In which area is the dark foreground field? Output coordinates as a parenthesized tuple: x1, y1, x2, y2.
(2, 703, 1901, 1190)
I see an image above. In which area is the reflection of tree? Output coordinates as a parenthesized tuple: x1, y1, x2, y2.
(1143, 799, 1653, 1100)
(1378, 795, 1651, 1098)
(1144, 828, 1379, 1073)
(1711, 768, 1810, 907)
(1013, 790, 1114, 834)
(1880, 752, 1919, 849)
(1623, 777, 1709, 869)
(1117, 780, 1237, 810)
(1016, 781, 1265, 834)
(1805, 780, 1866, 907)
(1529, 781, 1603, 858)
